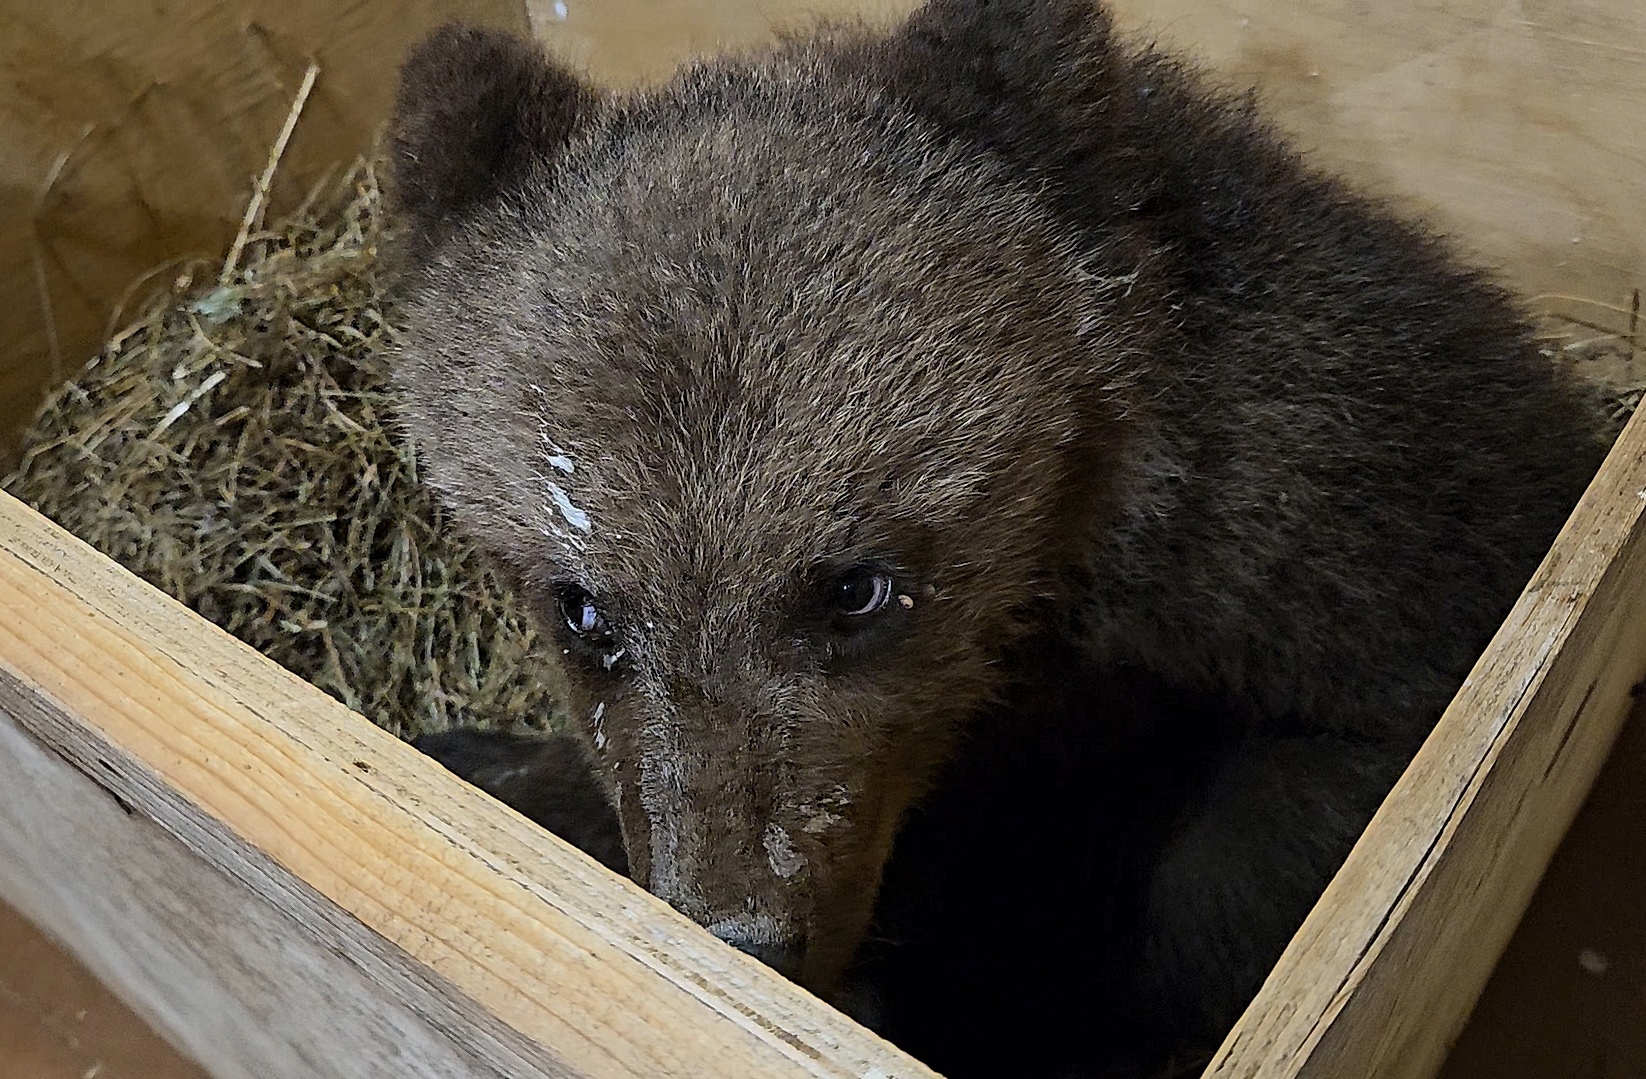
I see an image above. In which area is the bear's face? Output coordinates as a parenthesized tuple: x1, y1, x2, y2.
(390, 25, 1145, 991)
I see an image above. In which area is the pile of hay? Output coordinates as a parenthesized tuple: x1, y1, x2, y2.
(3, 159, 566, 740)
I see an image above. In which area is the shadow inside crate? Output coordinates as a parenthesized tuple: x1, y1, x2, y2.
(1443, 697, 1646, 1079)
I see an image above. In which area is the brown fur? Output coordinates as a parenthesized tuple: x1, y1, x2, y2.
(414, 730, 627, 874)
(389, 6, 1607, 1075)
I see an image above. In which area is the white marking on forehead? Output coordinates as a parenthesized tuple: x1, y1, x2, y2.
(545, 481, 592, 532)
(532, 418, 586, 528)
(763, 823, 805, 879)
(537, 514, 586, 552)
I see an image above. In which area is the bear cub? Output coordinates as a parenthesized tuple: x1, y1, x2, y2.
(389, 2, 1607, 1075)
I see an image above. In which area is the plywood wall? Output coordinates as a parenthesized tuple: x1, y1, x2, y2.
(532, 0, 1644, 314)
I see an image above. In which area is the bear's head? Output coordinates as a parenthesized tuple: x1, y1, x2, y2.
(388, 22, 1148, 993)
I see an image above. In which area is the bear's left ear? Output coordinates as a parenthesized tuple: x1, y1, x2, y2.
(390, 23, 595, 261)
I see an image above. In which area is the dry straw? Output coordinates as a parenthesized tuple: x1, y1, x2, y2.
(4, 156, 566, 740)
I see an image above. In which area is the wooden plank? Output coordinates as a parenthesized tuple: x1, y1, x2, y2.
(0, 488, 935, 1079)
(0, 713, 515, 1079)
(1208, 413, 1646, 1078)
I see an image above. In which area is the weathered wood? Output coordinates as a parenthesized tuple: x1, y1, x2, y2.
(0, 712, 527, 1079)
(1209, 410, 1646, 1079)
(0, 489, 935, 1079)
(0, 891, 210, 1079)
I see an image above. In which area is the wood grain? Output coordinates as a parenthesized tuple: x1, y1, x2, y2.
(1208, 412, 1646, 1079)
(0, 488, 935, 1079)
(0, 712, 523, 1079)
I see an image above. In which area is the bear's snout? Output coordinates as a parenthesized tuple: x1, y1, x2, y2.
(708, 915, 806, 980)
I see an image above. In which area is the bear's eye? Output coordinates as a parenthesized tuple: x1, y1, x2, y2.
(831, 568, 894, 617)
(556, 584, 614, 644)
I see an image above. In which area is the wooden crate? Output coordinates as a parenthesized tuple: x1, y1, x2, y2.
(4, 1, 1644, 1076)
(0, 485, 933, 1079)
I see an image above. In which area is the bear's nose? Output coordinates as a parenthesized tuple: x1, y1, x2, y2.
(707, 917, 805, 980)
(730, 937, 805, 979)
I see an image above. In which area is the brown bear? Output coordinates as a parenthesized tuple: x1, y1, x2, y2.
(388, 2, 1607, 1074)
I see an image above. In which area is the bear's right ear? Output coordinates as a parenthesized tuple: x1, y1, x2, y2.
(390, 23, 595, 260)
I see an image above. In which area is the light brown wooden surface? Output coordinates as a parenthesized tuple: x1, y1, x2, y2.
(1206, 412, 1646, 1079)
(0, 708, 538, 1079)
(0, 0, 530, 470)
(527, 0, 911, 80)
(0, 896, 210, 1079)
(1098, 0, 1646, 317)
(0, 488, 936, 1079)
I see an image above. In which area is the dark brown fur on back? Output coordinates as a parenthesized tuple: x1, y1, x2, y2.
(389, 5, 1606, 1075)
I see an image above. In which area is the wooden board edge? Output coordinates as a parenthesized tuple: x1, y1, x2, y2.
(0, 488, 937, 1079)
(1208, 409, 1646, 1079)
(0, 705, 560, 1079)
